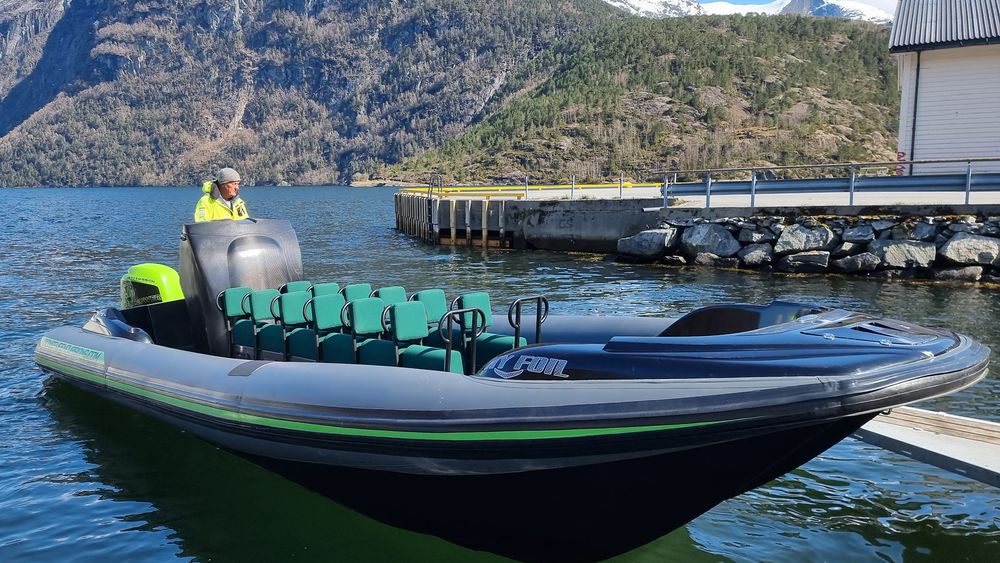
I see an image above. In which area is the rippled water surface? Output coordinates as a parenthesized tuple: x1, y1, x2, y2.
(1, 186, 998, 561)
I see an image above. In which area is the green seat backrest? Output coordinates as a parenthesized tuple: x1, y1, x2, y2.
(277, 291, 311, 327)
(412, 289, 448, 324)
(375, 286, 407, 306)
(248, 289, 280, 323)
(457, 292, 493, 329)
(221, 287, 252, 318)
(342, 283, 373, 302)
(390, 302, 430, 343)
(311, 282, 341, 297)
(347, 297, 386, 338)
(311, 293, 348, 333)
(281, 280, 312, 294)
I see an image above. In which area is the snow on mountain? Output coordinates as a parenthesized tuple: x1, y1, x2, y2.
(701, 0, 790, 16)
(608, 1, 895, 23)
(779, 0, 893, 23)
(603, 0, 703, 18)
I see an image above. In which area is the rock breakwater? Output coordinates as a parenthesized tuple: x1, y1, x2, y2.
(617, 214, 1000, 282)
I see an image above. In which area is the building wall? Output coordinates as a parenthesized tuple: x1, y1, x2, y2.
(896, 44, 1000, 175)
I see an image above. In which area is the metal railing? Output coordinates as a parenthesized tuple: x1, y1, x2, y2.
(398, 157, 1000, 210)
(400, 173, 662, 200)
(654, 157, 1000, 209)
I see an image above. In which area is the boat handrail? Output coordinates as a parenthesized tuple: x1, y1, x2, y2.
(441, 307, 486, 374)
(508, 296, 549, 345)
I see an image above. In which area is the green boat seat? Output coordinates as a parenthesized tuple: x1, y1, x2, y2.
(345, 297, 394, 365)
(456, 292, 527, 371)
(306, 293, 351, 363)
(280, 280, 313, 294)
(319, 332, 355, 364)
(257, 290, 313, 361)
(413, 289, 461, 348)
(390, 301, 463, 374)
(342, 283, 373, 303)
(374, 286, 407, 306)
(216, 286, 253, 357)
(412, 289, 449, 324)
(307, 293, 348, 334)
(243, 289, 284, 360)
(269, 291, 316, 361)
(357, 339, 396, 366)
(311, 282, 341, 297)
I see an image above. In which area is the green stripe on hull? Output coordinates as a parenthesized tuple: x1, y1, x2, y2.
(36, 354, 737, 442)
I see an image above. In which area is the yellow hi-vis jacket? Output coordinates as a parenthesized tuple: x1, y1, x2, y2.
(194, 194, 249, 222)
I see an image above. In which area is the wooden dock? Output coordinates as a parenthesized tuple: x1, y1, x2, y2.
(854, 407, 1000, 488)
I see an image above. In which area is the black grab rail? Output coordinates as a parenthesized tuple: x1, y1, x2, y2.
(440, 307, 486, 375)
(508, 296, 549, 346)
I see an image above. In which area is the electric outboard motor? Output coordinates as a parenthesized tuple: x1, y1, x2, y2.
(179, 219, 303, 355)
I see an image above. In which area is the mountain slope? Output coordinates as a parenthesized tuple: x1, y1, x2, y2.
(385, 15, 898, 183)
(0, 0, 619, 186)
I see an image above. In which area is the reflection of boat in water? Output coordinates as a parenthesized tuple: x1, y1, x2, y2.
(41, 381, 493, 562)
(36, 219, 990, 561)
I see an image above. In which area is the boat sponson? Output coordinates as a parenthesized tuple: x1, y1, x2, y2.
(35, 312, 989, 476)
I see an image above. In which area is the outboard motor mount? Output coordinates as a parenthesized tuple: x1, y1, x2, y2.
(179, 219, 303, 355)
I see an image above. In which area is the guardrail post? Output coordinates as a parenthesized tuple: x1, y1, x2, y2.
(849, 165, 856, 206)
(749, 170, 757, 212)
(482, 198, 489, 247)
(450, 200, 457, 244)
(965, 161, 973, 205)
(571, 175, 576, 200)
(619, 172, 624, 199)
(705, 171, 713, 209)
(499, 201, 506, 246)
(465, 200, 472, 246)
(431, 199, 440, 245)
(662, 174, 669, 208)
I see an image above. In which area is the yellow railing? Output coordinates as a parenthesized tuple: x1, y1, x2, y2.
(398, 182, 664, 198)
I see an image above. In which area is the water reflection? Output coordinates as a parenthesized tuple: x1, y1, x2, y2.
(40, 381, 501, 562)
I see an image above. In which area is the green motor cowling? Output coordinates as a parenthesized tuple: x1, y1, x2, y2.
(120, 263, 184, 309)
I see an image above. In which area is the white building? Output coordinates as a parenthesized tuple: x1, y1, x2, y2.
(891, 0, 1000, 174)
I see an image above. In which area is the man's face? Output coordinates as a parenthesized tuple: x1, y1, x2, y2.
(219, 180, 240, 201)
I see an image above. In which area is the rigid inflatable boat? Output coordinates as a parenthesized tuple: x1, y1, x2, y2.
(36, 219, 990, 561)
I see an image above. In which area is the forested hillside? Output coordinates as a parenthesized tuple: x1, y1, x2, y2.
(0, 0, 617, 186)
(386, 15, 898, 183)
(0, 2, 897, 187)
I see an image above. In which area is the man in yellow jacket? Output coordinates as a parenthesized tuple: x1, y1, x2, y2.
(194, 167, 249, 222)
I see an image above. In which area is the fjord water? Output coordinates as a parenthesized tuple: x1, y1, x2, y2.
(1, 186, 997, 562)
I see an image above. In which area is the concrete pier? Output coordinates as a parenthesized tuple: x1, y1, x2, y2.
(855, 407, 1000, 488)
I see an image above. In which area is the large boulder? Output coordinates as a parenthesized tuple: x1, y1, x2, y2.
(842, 224, 875, 243)
(911, 222, 938, 242)
(869, 240, 936, 269)
(774, 224, 836, 254)
(831, 241, 864, 258)
(933, 266, 983, 281)
(738, 227, 776, 244)
(938, 232, 1000, 265)
(831, 252, 881, 273)
(617, 228, 679, 259)
(738, 243, 774, 267)
(680, 224, 741, 257)
(776, 251, 830, 273)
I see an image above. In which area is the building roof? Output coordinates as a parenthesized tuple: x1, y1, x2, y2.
(890, 0, 1000, 52)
